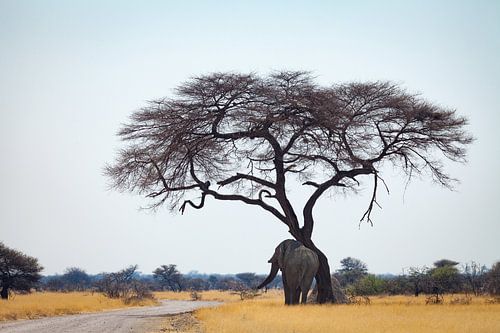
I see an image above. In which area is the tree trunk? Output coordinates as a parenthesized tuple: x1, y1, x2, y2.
(1, 286, 9, 300)
(297, 189, 349, 304)
(315, 251, 336, 303)
(301, 239, 334, 303)
(298, 237, 347, 304)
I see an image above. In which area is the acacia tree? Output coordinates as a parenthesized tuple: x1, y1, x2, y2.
(0, 242, 43, 299)
(153, 264, 184, 291)
(105, 71, 472, 303)
(429, 259, 461, 299)
(61, 267, 92, 291)
(337, 257, 368, 286)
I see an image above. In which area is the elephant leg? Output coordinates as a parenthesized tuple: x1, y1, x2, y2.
(287, 288, 295, 305)
(292, 287, 301, 305)
(300, 281, 314, 304)
(284, 288, 291, 305)
(282, 274, 291, 305)
(300, 286, 310, 304)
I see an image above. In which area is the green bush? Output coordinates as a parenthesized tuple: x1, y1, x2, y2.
(352, 274, 386, 296)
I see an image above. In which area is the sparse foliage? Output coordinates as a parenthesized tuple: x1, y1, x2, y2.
(408, 266, 430, 297)
(236, 272, 261, 289)
(153, 264, 184, 291)
(106, 71, 473, 303)
(352, 274, 386, 296)
(384, 275, 411, 295)
(429, 259, 461, 297)
(61, 267, 92, 291)
(0, 242, 43, 300)
(337, 257, 368, 287)
(96, 265, 152, 301)
(184, 277, 211, 291)
(486, 262, 500, 296)
(462, 261, 487, 296)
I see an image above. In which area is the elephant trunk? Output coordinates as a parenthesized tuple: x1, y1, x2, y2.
(257, 261, 279, 289)
(1, 286, 9, 300)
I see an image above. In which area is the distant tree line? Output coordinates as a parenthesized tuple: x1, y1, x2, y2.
(41, 265, 281, 294)
(333, 257, 500, 300)
(38, 259, 500, 300)
(2, 242, 500, 302)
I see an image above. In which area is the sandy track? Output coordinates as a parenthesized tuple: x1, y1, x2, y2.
(0, 300, 219, 333)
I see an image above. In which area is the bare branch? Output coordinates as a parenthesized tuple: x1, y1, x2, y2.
(106, 71, 472, 231)
(302, 167, 374, 238)
(150, 159, 200, 192)
(179, 193, 207, 214)
(258, 189, 276, 200)
(217, 173, 275, 189)
(303, 181, 320, 188)
(360, 173, 381, 226)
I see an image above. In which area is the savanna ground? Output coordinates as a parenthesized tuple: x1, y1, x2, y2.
(155, 291, 500, 333)
(0, 292, 157, 321)
(2, 291, 499, 332)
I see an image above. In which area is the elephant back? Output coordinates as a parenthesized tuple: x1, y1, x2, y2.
(286, 245, 319, 272)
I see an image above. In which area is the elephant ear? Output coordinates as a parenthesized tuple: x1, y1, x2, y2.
(275, 241, 288, 268)
(269, 239, 300, 268)
(268, 247, 279, 264)
(268, 243, 285, 269)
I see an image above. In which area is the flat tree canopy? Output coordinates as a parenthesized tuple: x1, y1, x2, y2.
(0, 242, 43, 299)
(106, 71, 472, 303)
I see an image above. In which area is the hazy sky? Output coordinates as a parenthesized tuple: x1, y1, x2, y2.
(1, 0, 499, 276)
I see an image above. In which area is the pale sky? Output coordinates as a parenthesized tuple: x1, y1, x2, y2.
(1, 0, 499, 276)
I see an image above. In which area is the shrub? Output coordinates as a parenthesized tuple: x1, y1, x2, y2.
(486, 262, 500, 296)
(352, 275, 386, 296)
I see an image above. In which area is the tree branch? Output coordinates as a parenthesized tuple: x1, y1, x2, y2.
(302, 167, 374, 238)
(217, 173, 276, 189)
(180, 156, 288, 224)
(179, 192, 207, 214)
(359, 173, 382, 226)
(149, 159, 201, 195)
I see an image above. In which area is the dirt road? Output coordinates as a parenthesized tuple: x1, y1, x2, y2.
(0, 300, 219, 333)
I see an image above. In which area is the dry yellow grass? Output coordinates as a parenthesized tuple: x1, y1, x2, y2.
(0, 292, 157, 321)
(155, 290, 279, 302)
(195, 294, 500, 333)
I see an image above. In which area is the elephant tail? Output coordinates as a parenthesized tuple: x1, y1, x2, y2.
(257, 261, 279, 289)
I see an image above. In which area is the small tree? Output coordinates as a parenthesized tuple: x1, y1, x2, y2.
(352, 274, 386, 296)
(384, 275, 412, 295)
(153, 264, 184, 291)
(236, 272, 260, 289)
(97, 265, 140, 299)
(43, 275, 66, 291)
(462, 261, 487, 296)
(408, 266, 430, 297)
(429, 259, 461, 297)
(0, 242, 43, 299)
(207, 275, 219, 289)
(183, 277, 211, 291)
(337, 257, 368, 287)
(61, 267, 92, 291)
(486, 262, 500, 296)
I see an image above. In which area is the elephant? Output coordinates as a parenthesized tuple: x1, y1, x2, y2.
(257, 239, 319, 305)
